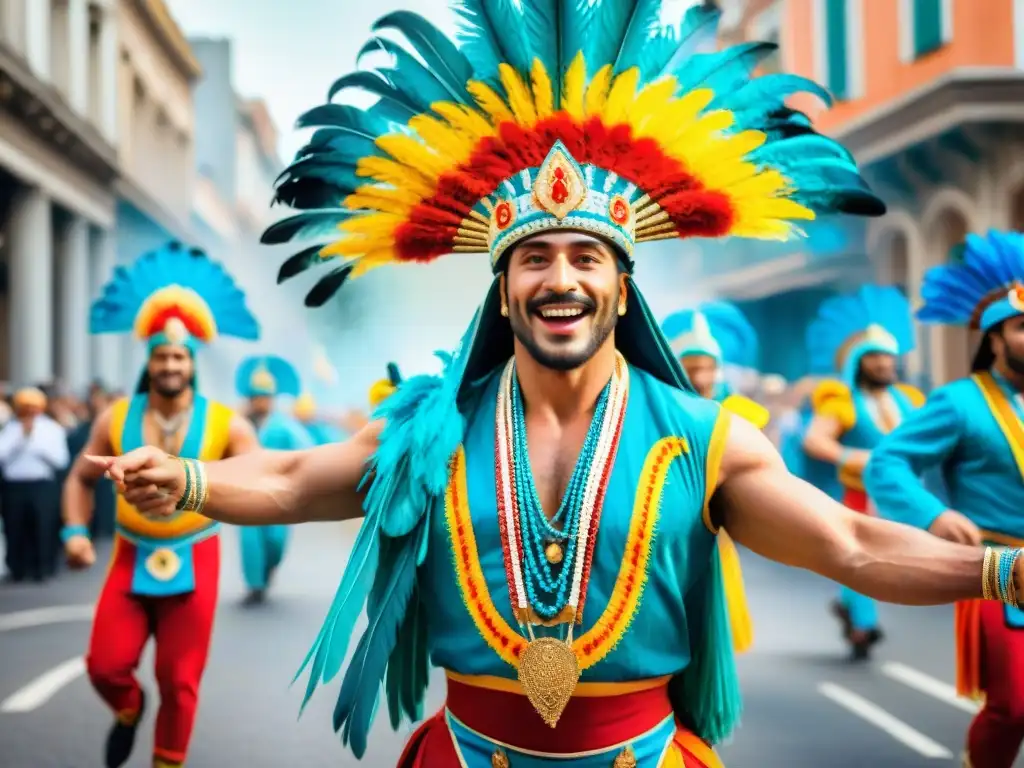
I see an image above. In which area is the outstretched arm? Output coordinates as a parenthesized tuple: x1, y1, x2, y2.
(864, 388, 968, 535)
(717, 415, 1003, 605)
(93, 420, 383, 526)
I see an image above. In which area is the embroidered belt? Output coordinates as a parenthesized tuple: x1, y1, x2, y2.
(444, 672, 674, 755)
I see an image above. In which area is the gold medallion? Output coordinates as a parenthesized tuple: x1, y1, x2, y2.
(517, 636, 580, 728)
(491, 748, 510, 768)
(613, 746, 637, 768)
(145, 548, 181, 581)
(544, 541, 563, 564)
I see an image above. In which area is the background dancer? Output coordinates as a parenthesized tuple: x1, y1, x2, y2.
(866, 230, 1024, 768)
(234, 355, 312, 605)
(802, 284, 923, 660)
(61, 242, 260, 768)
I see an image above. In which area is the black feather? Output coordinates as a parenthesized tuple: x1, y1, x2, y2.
(277, 244, 329, 284)
(305, 264, 356, 307)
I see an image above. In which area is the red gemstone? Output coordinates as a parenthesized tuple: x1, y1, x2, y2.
(551, 178, 569, 204)
(554, 167, 565, 179)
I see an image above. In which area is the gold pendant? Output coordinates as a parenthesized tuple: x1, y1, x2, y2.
(145, 548, 181, 582)
(613, 745, 637, 767)
(544, 541, 563, 564)
(491, 748, 510, 768)
(517, 636, 579, 728)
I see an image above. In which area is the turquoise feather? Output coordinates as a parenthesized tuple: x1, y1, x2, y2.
(454, 0, 533, 86)
(656, 2, 722, 79)
(670, 543, 742, 744)
(261, 211, 355, 244)
(358, 38, 462, 109)
(334, 525, 423, 758)
(373, 12, 473, 95)
(612, 0, 662, 75)
(326, 71, 421, 122)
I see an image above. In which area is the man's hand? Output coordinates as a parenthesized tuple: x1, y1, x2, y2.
(65, 535, 95, 570)
(928, 510, 982, 546)
(86, 446, 186, 517)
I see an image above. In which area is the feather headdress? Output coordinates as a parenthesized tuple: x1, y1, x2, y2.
(90, 241, 260, 352)
(235, 355, 302, 399)
(662, 301, 758, 368)
(807, 284, 914, 386)
(263, 1, 884, 307)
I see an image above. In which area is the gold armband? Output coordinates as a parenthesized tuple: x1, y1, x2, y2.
(175, 458, 209, 514)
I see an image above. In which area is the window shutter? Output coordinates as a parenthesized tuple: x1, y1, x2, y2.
(913, 0, 944, 57)
(824, 0, 848, 100)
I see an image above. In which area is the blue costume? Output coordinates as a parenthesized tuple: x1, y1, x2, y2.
(864, 231, 1024, 767)
(234, 355, 313, 600)
(804, 284, 922, 656)
(259, 1, 883, 764)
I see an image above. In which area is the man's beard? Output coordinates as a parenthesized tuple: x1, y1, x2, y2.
(509, 295, 617, 371)
(1005, 347, 1024, 375)
(858, 369, 896, 389)
(151, 377, 188, 398)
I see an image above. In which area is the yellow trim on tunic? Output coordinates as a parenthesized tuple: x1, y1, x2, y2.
(717, 531, 753, 654)
(445, 437, 685, 671)
(701, 408, 731, 534)
(111, 398, 234, 539)
(720, 393, 769, 429)
(973, 372, 1024, 483)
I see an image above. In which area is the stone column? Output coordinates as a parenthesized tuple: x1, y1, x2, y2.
(68, 0, 89, 114)
(56, 214, 91, 392)
(89, 226, 121, 388)
(24, 0, 51, 80)
(8, 186, 54, 385)
(99, 5, 119, 144)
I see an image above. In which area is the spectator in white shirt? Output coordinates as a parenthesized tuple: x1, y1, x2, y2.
(0, 388, 70, 582)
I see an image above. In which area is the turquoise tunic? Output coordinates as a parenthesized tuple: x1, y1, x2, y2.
(865, 373, 1024, 538)
(239, 411, 312, 591)
(422, 363, 728, 683)
(841, 386, 917, 452)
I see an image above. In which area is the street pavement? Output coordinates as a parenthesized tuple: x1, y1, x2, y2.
(0, 523, 1016, 767)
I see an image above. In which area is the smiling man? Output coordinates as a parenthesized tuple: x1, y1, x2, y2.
(81, 4, 1024, 767)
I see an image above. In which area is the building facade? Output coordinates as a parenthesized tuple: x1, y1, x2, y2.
(111, 0, 200, 388)
(0, 0, 119, 390)
(700, 0, 1024, 389)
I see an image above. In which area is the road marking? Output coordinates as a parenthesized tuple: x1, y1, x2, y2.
(881, 661, 980, 715)
(0, 605, 94, 632)
(818, 682, 953, 759)
(1, 657, 87, 713)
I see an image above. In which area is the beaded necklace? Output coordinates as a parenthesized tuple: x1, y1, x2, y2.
(494, 352, 629, 727)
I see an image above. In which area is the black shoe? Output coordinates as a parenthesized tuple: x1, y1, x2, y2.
(105, 691, 145, 768)
(849, 628, 884, 662)
(242, 589, 266, 606)
(831, 600, 853, 639)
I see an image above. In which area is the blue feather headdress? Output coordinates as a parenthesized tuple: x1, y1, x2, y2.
(90, 241, 260, 391)
(918, 230, 1024, 332)
(274, 0, 886, 757)
(807, 284, 914, 386)
(235, 355, 302, 399)
(662, 301, 758, 368)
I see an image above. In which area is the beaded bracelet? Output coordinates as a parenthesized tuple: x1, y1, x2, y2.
(983, 546, 1022, 608)
(175, 458, 209, 514)
(60, 524, 91, 544)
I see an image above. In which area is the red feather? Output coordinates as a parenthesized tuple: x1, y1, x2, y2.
(391, 113, 735, 262)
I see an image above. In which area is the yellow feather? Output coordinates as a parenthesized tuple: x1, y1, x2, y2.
(499, 64, 537, 125)
(602, 68, 640, 124)
(752, 198, 816, 220)
(727, 218, 799, 240)
(339, 211, 404, 238)
(664, 111, 735, 158)
(635, 88, 715, 146)
(356, 157, 436, 199)
(376, 134, 449, 182)
(725, 169, 790, 199)
(350, 248, 396, 277)
(584, 65, 613, 116)
(432, 102, 496, 142)
(562, 52, 586, 118)
(467, 80, 513, 125)
(344, 188, 418, 216)
(627, 77, 678, 134)
(531, 59, 554, 119)
(409, 113, 475, 166)
(688, 130, 766, 167)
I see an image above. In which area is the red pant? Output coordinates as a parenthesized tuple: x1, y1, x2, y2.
(85, 534, 220, 766)
(967, 600, 1024, 767)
